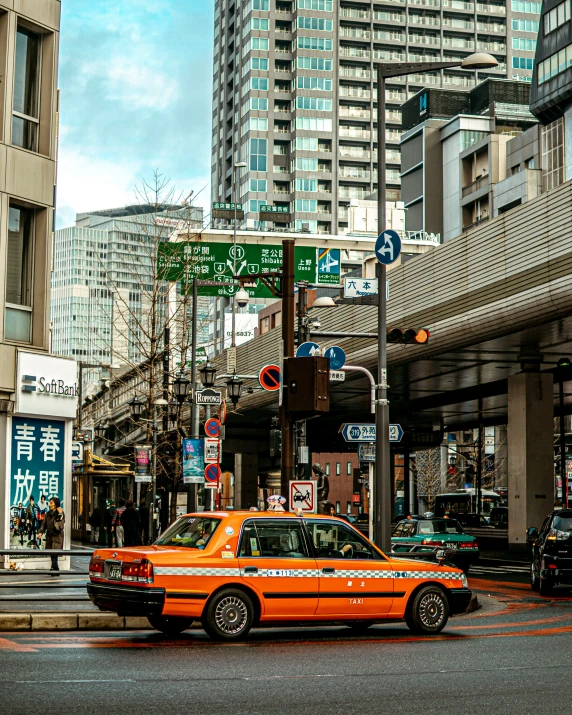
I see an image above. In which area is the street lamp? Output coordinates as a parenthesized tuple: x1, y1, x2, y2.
(374, 52, 498, 553)
(226, 373, 243, 407)
(129, 397, 144, 420)
(231, 161, 248, 351)
(172, 374, 191, 405)
(199, 360, 217, 388)
(168, 401, 179, 425)
(95, 423, 107, 440)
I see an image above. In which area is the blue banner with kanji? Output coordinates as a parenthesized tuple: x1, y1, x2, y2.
(9, 417, 65, 550)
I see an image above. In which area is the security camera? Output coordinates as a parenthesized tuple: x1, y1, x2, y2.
(312, 319, 322, 329)
(235, 288, 250, 308)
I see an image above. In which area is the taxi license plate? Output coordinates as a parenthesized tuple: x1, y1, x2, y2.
(105, 560, 122, 580)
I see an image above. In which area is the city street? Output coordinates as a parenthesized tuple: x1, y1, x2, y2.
(2, 570, 572, 714)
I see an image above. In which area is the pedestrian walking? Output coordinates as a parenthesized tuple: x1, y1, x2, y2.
(121, 500, 141, 546)
(38, 498, 65, 575)
(138, 497, 149, 545)
(105, 501, 116, 546)
(113, 498, 126, 547)
(88, 507, 101, 544)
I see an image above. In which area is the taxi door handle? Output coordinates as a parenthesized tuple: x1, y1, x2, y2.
(244, 566, 258, 574)
(322, 567, 335, 574)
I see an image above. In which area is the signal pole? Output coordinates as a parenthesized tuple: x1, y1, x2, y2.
(281, 239, 295, 498)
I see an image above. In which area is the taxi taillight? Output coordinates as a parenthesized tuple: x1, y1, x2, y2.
(422, 539, 442, 546)
(138, 559, 154, 584)
(89, 558, 104, 577)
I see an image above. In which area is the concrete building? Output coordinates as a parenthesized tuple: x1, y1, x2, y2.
(211, 0, 540, 236)
(399, 78, 538, 240)
(51, 204, 206, 396)
(0, 1, 80, 566)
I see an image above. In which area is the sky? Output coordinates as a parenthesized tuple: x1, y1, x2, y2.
(56, 0, 214, 228)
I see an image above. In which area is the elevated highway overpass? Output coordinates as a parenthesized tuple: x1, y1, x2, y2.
(219, 180, 572, 546)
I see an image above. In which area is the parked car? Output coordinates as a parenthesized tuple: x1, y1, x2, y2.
(490, 507, 509, 529)
(391, 517, 479, 573)
(530, 510, 572, 595)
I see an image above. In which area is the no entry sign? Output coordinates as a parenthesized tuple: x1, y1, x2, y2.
(204, 463, 221, 489)
(259, 364, 281, 392)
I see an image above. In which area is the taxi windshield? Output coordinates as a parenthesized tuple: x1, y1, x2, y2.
(155, 516, 221, 549)
(417, 519, 463, 535)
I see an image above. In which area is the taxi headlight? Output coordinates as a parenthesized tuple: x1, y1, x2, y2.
(461, 573, 468, 588)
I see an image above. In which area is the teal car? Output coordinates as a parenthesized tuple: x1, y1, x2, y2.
(392, 517, 479, 573)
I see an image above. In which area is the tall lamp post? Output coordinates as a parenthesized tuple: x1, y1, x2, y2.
(231, 161, 248, 351)
(374, 53, 497, 552)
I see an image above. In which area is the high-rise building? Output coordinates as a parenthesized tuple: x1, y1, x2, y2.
(211, 0, 540, 235)
(51, 205, 207, 395)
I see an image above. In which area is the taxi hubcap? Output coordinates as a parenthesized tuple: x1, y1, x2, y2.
(418, 593, 445, 628)
(215, 596, 248, 634)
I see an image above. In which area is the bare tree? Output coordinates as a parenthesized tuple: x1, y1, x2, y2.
(413, 448, 444, 512)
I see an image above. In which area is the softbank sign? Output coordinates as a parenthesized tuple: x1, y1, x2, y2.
(17, 351, 78, 418)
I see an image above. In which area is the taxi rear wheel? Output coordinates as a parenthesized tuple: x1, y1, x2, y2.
(405, 586, 449, 635)
(147, 615, 194, 637)
(203, 588, 254, 641)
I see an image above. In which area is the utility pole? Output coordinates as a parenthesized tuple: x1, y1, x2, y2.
(187, 278, 198, 512)
(281, 239, 295, 498)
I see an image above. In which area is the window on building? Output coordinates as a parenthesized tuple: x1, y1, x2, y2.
(512, 37, 537, 51)
(347, 461, 352, 475)
(252, 18, 270, 30)
(251, 57, 269, 71)
(251, 38, 269, 51)
(250, 138, 267, 171)
(250, 117, 268, 131)
(335, 501, 341, 513)
(542, 118, 565, 192)
(252, 0, 270, 9)
(297, 0, 333, 9)
(335, 462, 341, 476)
(512, 56, 534, 70)
(251, 77, 268, 90)
(460, 130, 488, 151)
(249, 179, 267, 192)
(512, 18, 539, 31)
(296, 96, 332, 111)
(12, 27, 41, 152)
(297, 17, 333, 31)
(249, 199, 267, 212)
(295, 178, 318, 191)
(346, 501, 352, 513)
(544, 0, 571, 34)
(511, 0, 542, 12)
(296, 77, 332, 91)
(295, 117, 333, 131)
(297, 37, 333, 51)
(325, 463, 330, 475)
(295, 219, 318, 232)
(6, 205, 34, 342)
(297, 57, 332, 71)
(294, 137, 318, 151)
(250, 97, 268, 111)
(295, 199, 318, 212)
(294, 157, 318, 171)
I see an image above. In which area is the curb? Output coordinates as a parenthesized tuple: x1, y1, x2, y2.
(465, 594, 479, 614)
(0, 613, 152, 631)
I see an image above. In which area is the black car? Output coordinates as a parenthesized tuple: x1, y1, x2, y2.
(530, 510, 572, 595)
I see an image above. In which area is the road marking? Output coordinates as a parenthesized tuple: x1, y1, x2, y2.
(14, 679, 135, 684)
(0, 637, 38, 652)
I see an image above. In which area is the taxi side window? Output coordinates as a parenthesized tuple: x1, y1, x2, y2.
(400, 522, 415, 538)
(306, 521, 381, 560)
(239, 521, 309, 559)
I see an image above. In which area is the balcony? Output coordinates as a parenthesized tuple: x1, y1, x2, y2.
(409, 14, 440, 26)
(477, 21, 505, 32)
(339, 106, 371, 119)
(443, 37, 475, 49)
(462, 174, 489, 198)
(443, 17, 474, 30)
(374, 30, 406, 42)
(477, 40, 506, 52)
(374, 49, 406, 61)
(340, 27, 371, 40)
(373, 11, 405, 22)
(408, 35, 441, 46)
(408, 52, 440, 62)
(340, 66, 372, 79)
(443, 74, 476, 87)
(409, 0, 440, 6)
(463, 215, 489, 231)
(339, 86, 372, 99)
(408, 73, 440, 85)
(476, 3, 506, 13)
(339, 147, 372, 160)
(339, 127, 371, 139)
(340, 46, 371, 59)
(443, 0, 474, 10)
(340, 7, 370, 19)
(339, 168, 371, 179)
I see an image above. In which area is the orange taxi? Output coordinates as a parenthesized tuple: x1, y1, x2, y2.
(87, 511, 472, 640)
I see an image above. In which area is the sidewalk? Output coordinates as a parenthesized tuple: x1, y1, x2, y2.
(479, 549, 531, 565)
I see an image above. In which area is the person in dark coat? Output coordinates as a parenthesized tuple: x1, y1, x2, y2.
(88, 507, 101, 544)
(38, 497, 65, 574)
(105, 501, 116, 546)
(121, 500, 141, 546)
(138, 498, 149, 545)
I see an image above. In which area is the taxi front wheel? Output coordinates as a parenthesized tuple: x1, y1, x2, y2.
(147, 615, 194, 637)
(405, 586, 449, 635)
(203, 588, 255, 641)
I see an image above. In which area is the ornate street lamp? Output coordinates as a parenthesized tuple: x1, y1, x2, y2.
(199, 361, 217, 388)
(226, 373, 243, 407)
(95, 424, 107, 440)
(129, 396, 144, 419)
(172, 374, 191, 404)
(168, 400, 179, 425)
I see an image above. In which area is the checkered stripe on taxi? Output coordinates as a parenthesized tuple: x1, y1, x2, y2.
(241, 569, 320, 578)
(154, 567, 240, 577)
(394, 570, 460, 580)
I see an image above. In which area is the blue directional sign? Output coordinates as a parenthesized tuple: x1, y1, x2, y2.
(340, 423, 404, 443)
(375, 230, 402, 266)
(324, 346, 346, 370)
(296, 341, 321, 358)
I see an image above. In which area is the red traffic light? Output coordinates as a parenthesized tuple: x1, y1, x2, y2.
(386, 327, 430, 345)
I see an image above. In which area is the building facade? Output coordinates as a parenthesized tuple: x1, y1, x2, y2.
(0, 1, 80, 566)
(51, 205, 207, 396)
(211, 0, 540, 236)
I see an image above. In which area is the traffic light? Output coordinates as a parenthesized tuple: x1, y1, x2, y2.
(387, 327, 430, 345)
(283, 356, 330, 415)
(270, 417, 282, 458)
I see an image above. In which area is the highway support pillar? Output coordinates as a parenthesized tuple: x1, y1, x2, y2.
(234, 453, 259, 510)
(507, 372, 554, 550)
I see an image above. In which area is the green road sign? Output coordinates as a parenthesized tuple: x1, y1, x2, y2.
(158, 242, 317, 297)
(213, 202, 242, 211)
(260, 205, 288, 213)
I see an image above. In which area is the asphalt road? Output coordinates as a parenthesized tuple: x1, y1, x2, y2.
(2, 574, 572, 715)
